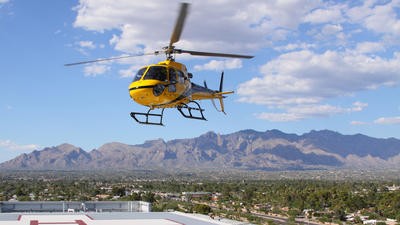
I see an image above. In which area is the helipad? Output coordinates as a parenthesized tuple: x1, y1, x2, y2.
(0, 212, 249, 225)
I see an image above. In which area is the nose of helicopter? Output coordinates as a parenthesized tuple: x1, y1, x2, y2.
(128, 80, 160, 106)
(129, 82, 147, 104)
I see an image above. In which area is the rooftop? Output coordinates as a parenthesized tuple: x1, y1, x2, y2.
(0, 212, 252, 225)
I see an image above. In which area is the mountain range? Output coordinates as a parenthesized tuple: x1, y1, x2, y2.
(1, 129, 400, 171)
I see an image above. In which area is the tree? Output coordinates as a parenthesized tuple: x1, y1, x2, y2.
(193, 204, 212, 215)
(127, 192, 141, 201)
(112, 186, 125, 197)
(353, 216, 363, 224)
(141, 192, 156, 203)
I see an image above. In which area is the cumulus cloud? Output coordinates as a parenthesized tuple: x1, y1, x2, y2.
(238, 48, 399, 121)
(321, 24, 343, 36)
(71, 1, 400, 72)
(0, 140, 39, 151)
(84, 64, 110, 76)
(194, 59, 242, 71)
(303, 5, 344, 24)
(78, 40, 96, 49)
(256, 102, 368, 122)
(71, 1, 400, 59)
(274, 42, 316, 52)
(238, 50, 400, 107)
(374, 116, 400, 125)
(74, 1, 257, 53)
(72, 0, 324, 58)
(355, 41, 385, 54)
(346, 1, 400, 38)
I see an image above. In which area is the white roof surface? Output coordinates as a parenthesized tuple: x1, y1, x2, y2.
(0, 212, 250, 225)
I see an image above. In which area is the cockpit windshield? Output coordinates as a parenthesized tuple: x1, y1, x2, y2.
(133, 67, 147, 82)
(144, 66, 167, 81)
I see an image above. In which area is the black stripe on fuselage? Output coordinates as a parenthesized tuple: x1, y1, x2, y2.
(129, 85, 156, 91)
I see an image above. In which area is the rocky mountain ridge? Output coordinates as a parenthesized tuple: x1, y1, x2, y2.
(1, 129, 399, 171)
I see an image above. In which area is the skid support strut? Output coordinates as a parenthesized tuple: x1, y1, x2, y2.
(177, 101, 206, 121)
(130, 108, 165, 126)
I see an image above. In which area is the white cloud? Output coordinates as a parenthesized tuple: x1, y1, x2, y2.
(71, 1, 400, 58)
(303, 5, 344, 24)
(238, 50, 400, 107)
(363, 2, 400, 37)
(72, 0, 324, 56)
(256, 112, 302, 122)
(352, 101, 368, 112)
(194, 59, 242, 71)
(116, 54, 159, 77)
(274, 42, 316, 52)
(119, 64, 148, 78)
(321, 24, 343, 36)
(237, 48, 400, 121)
(0, 0, 9, 3)
(78, 40, 96, 49)
(374, 116, 400, 125)
(355, 41, 385, 54)
(84, 64, 110, 76)
(0, 140, 39, 151)
(119, 66, 137, 78)
(350, 121, 368, 125)
(346, 1, 400, 37)
(255, 102, 368, 122)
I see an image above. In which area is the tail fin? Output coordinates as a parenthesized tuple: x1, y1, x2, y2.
(218, 71, 226, 114)
(211, 71, 233, 114)
(219, 71, 224, 92)
(217, 70, 233, 95)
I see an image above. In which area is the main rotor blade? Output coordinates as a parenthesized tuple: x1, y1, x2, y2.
(168, 3, 190, 49)
(64, 53, 156, 66)
(180, 50, 254, 59)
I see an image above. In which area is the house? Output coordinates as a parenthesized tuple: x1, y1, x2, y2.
(181, 192, 211, 201)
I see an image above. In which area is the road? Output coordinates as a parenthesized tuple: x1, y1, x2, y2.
(192, 200, 324, 225)
(252, 213, 323, 225)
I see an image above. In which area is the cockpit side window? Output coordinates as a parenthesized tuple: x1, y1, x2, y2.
(177, 70, 185, 83)
(144, 66, 167, 81)
(133, 67, 147, 82)
(169, 68, 177, 83)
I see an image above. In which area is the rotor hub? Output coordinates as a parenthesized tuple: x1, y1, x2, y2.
(163, 46, 176, 60)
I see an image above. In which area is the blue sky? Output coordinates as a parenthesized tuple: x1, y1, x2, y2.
(1, 0, 400, 162)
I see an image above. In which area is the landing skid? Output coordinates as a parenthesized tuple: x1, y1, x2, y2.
(130, 101, 206, 126)
(130, 108, 165, 126)
(177, 101, 207, 121)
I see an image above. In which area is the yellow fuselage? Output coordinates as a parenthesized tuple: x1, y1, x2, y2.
(128, 60, 191, 109)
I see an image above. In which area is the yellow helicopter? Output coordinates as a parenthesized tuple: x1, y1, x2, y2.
(66, 3, 253, 125)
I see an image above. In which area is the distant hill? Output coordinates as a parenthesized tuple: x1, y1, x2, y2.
(1, 129, 400, 171)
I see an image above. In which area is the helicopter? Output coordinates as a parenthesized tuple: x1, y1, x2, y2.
(66, 3, 253, 126)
